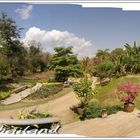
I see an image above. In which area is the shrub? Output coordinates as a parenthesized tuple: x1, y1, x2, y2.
(72, 76, 94, 105)
(18, 109, 52, 119)
(104, 105, 123, 115)
(0, 91, 10, 100)
(16, 109, 52, 129)
(93, 61, 114, 81)
(84, 103, 122, 119)
(84, 101, 102, 118)
(73, 100, 123, 119)
(116, 81, 140, 104)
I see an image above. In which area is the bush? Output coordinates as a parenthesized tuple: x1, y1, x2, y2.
(84, 101, 102, 118)
(18, 109, 52, 119)
(105, 105, 123, 115)
(84, 102, 122, 119)
(0, 91, 10, 100)
(26, 82, 63, 100)
(72, 76, 94, 105)
(73, 100, 123, 119)
(16, 109, 53, 129)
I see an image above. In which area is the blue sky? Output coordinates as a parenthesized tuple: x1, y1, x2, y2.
(0, 3, 140, 58)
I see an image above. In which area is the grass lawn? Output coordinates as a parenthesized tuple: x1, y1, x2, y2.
(94, 75, 140, 109)
(0, 87, 72, 111)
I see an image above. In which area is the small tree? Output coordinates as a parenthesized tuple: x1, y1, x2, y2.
(50, 47, 83, 82)
(72, 76, 94, 106)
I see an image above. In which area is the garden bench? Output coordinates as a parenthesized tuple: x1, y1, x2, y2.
(0, 117, 61, 133)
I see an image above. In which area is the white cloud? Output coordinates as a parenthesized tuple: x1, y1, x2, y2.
(15, 5, 33, 20)
(22, 27, 94, 58)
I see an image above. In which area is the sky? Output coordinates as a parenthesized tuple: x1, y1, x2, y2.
(0, 3, 140, 58)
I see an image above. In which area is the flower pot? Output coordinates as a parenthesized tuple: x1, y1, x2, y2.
(123, 102, 135, 112)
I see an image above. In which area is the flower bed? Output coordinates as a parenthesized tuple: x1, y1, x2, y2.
(26, 82, 63, 100)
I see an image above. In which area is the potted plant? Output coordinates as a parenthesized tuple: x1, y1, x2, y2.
(116, 81, 140, 112)
(72, 76, 94, 115)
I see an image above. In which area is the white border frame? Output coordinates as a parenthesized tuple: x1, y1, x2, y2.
(0, 0, 140, 139)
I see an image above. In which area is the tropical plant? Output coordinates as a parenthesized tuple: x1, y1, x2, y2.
(72, 76, 94, 105)
(93, 60, 114, 81)
(116, 81, 140, 104)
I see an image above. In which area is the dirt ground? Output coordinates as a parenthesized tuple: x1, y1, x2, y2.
(0, 91, 79, 124)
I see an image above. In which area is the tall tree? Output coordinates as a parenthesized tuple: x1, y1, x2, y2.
(0, 12, 27, 77)
(28, 41, 47, 73)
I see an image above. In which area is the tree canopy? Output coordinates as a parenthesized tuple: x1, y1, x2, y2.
(51, 46, 83, 82)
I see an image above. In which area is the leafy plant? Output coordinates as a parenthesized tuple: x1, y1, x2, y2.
(16, 109, 52, 129)
(72, 76, 94, 105)
(83, 101, 122, 119)
(84, 101, 102, 118)
(104, 105, 123, 115)
(18, 109, 52, 119)
(0, 91, 10, 100)
(116, 81, 140, 104)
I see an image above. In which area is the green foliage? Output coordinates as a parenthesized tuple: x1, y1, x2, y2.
(0, 12, 28, 77)
(92, 42, 140, 80)
(104, 105, 123, 115)
(84, 101, 122, 119)
(0, 91, 10, 100)
(72, 76, 94, 104)
(71, 99, 123, 120)
(0, 59, 9, 81)
(18, 109, 52, 119)
(16, 109, 52, 129)
(84, 101, 102, 118)
(80, 57, 93, 75)
(93, 61, 114, 80)
(50, 46, 83, 82)
(26, 82, 63, 100)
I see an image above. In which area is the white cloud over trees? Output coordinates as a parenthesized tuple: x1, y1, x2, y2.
(22, 27, 94, 58)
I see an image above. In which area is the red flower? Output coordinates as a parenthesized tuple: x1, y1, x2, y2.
(116, 81, 140, 104)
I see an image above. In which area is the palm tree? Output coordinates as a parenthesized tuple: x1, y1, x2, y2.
(95, 49, 110, 64)
(123, 42, 140, 74)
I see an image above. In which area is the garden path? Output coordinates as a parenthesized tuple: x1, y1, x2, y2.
(0, 83, 43, 105)
(0, 77, 98, 124)
(0, 91, 79, 124)
(60, 109, 140, 137)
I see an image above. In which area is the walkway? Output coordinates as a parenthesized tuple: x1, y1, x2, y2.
(1, 83, 43, 105)
(60, 109, 140, 137)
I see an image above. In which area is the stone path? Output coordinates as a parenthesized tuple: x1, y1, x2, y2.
(1, 83, 43, 105)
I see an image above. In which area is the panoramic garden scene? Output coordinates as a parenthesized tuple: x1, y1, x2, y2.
(0, 3, 140, 137)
